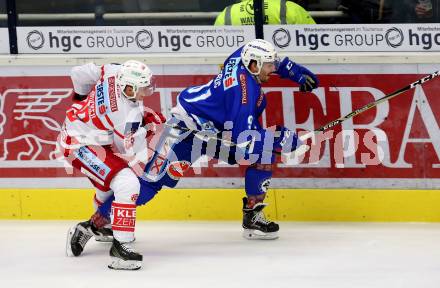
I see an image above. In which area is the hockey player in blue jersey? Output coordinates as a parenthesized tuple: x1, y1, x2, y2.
(134, 38, 319, 239)
(69, 39, 318, 256)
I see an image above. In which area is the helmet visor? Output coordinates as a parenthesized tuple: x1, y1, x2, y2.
(262, 56, 281, 74)
(263, 57, 281, 71)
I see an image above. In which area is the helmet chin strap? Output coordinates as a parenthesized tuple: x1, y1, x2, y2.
(245, 60, 262, 76)
(243, 62, 262, 83)
(250, 68, 261, 76)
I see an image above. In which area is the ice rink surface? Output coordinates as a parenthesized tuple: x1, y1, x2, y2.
(1, 221, 440, 288)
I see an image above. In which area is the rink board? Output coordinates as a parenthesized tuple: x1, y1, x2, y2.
(0, 63, 439, 182)
(0, 56, 439, 221)
(1, 188, 440, 222)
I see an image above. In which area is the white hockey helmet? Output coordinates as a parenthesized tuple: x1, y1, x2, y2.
(240, 39, 279, 75)
(117, 60, 154, 100)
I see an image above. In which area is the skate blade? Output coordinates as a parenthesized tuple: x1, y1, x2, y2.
(94, 235, 113, 242)
(242, 229, 279, 240)
(96, 236, 135, 243)
(108, 257, 142, 271)
(65, 225, 77, 257)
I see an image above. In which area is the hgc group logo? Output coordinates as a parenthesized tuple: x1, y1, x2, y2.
(272, 28, 291, 49)
(135, 30, 154, 50)
(26, 30, 45, 50)
(385, 27, 404, 48)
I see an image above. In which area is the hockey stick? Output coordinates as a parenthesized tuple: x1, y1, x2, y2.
(167, 71, 440, 157)
(298, 70, 440, 142)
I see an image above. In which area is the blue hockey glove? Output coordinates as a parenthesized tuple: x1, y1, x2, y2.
(277, 57, 319, 92)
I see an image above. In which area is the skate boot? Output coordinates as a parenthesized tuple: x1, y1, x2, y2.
(92, 224, 113, 242)
(90, 211, 113, 242)
(242, 197, 279, 240)
(66, 221, 94, 256)
(108, 239, 143, 270)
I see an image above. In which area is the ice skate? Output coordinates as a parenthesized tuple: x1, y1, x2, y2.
(66, 221, 94, 256)
(93, 224, 113, 242)
(242, 197, 279, 240)
(108, 239, 143, 270)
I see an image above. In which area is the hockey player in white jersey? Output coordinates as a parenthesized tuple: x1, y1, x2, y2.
(59, 60, 164, 270)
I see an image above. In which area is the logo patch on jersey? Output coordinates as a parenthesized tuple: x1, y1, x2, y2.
(213, 71, 223, 88)
(108, 76, 118, 112)
(96, 84, 105, 105)
(131, 194, 139, 203)
(95, 84, 107, 116)
(86, 86, 111, 131)
(260, 178, 271, 193)
(223, 57, 240, 91)
(224, 77, 236, 89)
(98, 105, 106, 114)
(167, 160, 191, 180)
(96, 79, 115, 119)
(240, 74, 247, 104)
(88, 90, 97, 119)
(74, 146, 111, 180)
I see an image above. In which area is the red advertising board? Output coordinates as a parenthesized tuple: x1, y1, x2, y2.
(0, 74, 439, 179)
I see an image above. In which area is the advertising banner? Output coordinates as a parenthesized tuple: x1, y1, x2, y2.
(0, 28, 10, 54)
(17, 26, 254, 54)
(0, 64, 439, 187)
(266, 24, 440, 52)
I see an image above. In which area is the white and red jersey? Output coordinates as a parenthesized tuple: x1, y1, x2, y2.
(59, 63, 147, 157)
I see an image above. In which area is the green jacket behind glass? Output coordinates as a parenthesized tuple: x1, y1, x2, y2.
(214, 0, 316, 25)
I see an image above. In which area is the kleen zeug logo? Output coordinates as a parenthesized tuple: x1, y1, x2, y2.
(136, 30, 153, 50)
(272, 28, 291, 48)
(385, 27, 404, 48)
(27, 30, 44, 50)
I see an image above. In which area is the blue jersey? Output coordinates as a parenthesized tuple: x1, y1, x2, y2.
(178, 47, 267, 144)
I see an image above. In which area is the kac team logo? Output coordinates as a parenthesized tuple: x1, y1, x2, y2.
(167, 160, 191, 180)
(136, 30, 154, 50)
(26, 30, 45, 50)
(272, 28, 291, 49)
(385, 27, 404, 48)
